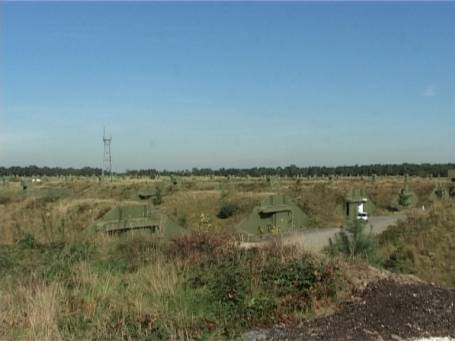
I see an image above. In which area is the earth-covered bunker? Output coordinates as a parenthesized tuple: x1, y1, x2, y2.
(237, 194, 308, 235)
(94, 190, 185, 238)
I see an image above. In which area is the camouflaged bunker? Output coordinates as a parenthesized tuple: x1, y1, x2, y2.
(237, 194, 308, 235)
(94, 189, 185, 237)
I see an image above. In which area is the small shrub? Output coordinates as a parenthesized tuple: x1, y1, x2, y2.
(244, 294, 277, 325)
(217, 203, 240, 219)
(177, 214, 187, 227)
(16, 233, 38, 249)
(41, 242, 94, 281)
(383, 248, 415, 274)
(60, 242, 94, 263)
(326, 220, 381, 264)
(262, 257, 316, 298)
(391, 187, 418, 210)
(170, 229, 234, 263)
(113, 235, 164, 272)
(207, 257, 248, 316)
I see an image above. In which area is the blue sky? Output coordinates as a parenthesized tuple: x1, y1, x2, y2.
(1, 2, 454, 171)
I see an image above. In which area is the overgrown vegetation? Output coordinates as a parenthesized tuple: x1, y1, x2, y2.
(391, 187, 418, 211)
(325, 203, 455, 287)
(0, 176, 453, 338)
(379, 203, 455, 286)
(217, 202, 240, 219)
(0, 229, 346, 339)
(326, 220, 382, 265)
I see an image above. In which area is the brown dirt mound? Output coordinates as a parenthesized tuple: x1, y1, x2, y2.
(258, 279, 455, 340)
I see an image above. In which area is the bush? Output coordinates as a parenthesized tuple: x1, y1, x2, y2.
(170, 229, 234, 263)
(184, 246, 342, 335)
(391, 187, 418, 210)
(326, 220, 381, 264)
(262, 257, 316, 298)
(217, 203, 240, 219)
(16, 233, 38, 249)
(379, 203, 455, 286)
(207, 256, 249, 317)
(113, 235, 165, 272)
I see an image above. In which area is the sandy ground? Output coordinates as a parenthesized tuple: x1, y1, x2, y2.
(301, 214, 405, 252)
(240, 214, 405, 252)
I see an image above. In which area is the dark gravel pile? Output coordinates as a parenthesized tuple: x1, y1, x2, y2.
(255, 279, 455, 340)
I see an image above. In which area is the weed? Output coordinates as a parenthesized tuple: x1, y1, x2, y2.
(17, 233, 39, 249)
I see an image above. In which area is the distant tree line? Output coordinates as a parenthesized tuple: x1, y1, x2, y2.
(1, 163, 454, 178)
(0, 166, 102, 177)
(127, 163, 455, 178)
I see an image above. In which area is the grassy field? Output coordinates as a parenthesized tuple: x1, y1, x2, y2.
(0, 176, 453, 339)
(379, 202, 455, 286)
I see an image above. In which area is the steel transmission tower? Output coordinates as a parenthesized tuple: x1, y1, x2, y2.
(102, 128, 112, 180)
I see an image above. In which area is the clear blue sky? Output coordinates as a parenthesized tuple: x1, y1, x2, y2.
(1, 2, 454, 171)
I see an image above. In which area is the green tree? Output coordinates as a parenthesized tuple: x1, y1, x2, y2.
(398, 190, 412, 207)
(327, 220, 380, 263)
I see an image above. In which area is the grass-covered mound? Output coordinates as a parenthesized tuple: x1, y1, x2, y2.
(379, 203, 455, 286)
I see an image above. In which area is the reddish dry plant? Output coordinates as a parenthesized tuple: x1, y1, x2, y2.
(169, 229, 236, 264)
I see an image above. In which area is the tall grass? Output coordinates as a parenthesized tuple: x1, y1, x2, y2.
(0, 177, 452, 338)
(0, 282, 63, 340)
(0, 228, 347, 339)
(379, 202, 455, 286)
(326, 220, 382, 265)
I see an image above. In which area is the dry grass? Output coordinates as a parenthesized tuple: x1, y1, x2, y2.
(1, 176, 447, 244)
(0, 282, 63, 340)
(0, 176, 452, 339)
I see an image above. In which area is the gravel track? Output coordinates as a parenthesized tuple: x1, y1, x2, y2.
(240, 214, 405, 252)
(244, 279, 455, 341)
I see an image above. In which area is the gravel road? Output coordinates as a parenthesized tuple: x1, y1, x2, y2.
(240, 214, 405, 252)
(301, 214, 405, 252)
(244, 279, 455, 340)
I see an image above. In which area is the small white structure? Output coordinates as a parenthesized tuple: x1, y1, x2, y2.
(346, 190, 370, 222)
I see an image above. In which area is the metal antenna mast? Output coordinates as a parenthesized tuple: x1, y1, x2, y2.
(102, 127, 112, 180)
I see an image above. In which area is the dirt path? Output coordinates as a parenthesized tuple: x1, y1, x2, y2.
(240, 214, 405, 252)
(301, 214, 405, 252)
